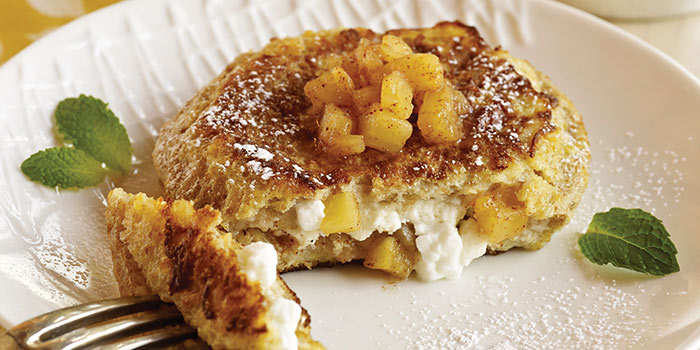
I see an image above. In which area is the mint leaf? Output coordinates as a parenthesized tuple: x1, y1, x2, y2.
(20, 147, 106, 189)
(578, 208, 679, 276)
(55, 94, 132, 173)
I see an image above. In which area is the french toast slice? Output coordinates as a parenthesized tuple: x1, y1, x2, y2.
(105, 188, 324, 350)
(153, 22, 590, 280)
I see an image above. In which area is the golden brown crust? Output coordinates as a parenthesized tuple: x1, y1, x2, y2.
(105, 189, 324, 350)
(154, 21, 586, 222)
(154, 22, 564, 220)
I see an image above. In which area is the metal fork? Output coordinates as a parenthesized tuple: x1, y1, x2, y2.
(0, 295, 208, 350)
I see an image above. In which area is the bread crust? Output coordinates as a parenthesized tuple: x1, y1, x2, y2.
(106, 188, 324, 350)
(154, 21, 586, 217)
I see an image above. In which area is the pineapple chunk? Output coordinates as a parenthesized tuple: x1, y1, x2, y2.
(320, 192, 361, 234)
(363, 235, 414, 278)
(304, 66, 355, 107)
(359, 109, 413, 153)
(319, 105, 364, 156)
(453, 88, 470, 116)
(379, 35, 413, 61)
(386, 53, 444, 92)
(353, 39, 385, 87)
(380, 71, 414, 119)
(352, 85, 381, 115)
(472, 191, 528, 244)
(319, 104, 352, 138)
(417, 85, 463, 144)
(328, 134, 365, 156)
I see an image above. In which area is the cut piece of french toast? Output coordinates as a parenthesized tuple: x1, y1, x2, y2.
(105, 188, 324, 350)
(153, 21, 590, 280)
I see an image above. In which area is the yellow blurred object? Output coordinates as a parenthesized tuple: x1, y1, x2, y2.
(0, 0, 121, 64)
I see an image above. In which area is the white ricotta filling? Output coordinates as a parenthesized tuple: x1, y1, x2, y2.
(414, 222, 464, 281)
(267, 298, 302, 350)
(290, 196, 489, 281)
(239, 242, 278, 289)
(413, 217, 488, 281)
(238, 242, 300, 350)
(295, 199, 325, 231)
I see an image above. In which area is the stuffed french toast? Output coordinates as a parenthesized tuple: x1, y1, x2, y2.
(149, 21, 589, 281)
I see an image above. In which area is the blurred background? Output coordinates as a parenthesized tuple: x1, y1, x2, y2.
(1, 0, 699, 78)
(0, 0, 120, 63)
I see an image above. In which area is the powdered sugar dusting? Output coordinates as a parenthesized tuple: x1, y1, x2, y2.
(234, 143, 274, 161)
(571, 133, 687, 230)
(369, 270, 666, 350)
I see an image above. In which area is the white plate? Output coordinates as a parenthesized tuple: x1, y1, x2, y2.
(559, 0, 700, 19)
(1, 0, 699, 348)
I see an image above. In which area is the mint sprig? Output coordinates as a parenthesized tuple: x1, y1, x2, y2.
(21, 148, 106, 189)
(578, 208, 679, 276)
(20, 95, 132, 189)
(55, 95, 132, 173)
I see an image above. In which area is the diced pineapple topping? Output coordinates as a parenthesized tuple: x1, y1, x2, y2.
(379, 35, 413, 61)
(304, 34, 467, 155)
(418, 86, 463, 144)
(329, 135, 365, 156)
(380, 71, 413, 119)
(352, 85, 381, 115)
(304, 66, 355, 108)
(320, 191, 361, 234)
(359, 109, 413, 153)
(472, 189, 528, 244)
(319, 104, 365, 156)
(385, 53, 445, 93)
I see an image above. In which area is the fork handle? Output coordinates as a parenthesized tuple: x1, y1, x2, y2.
(0, 333, 22, 350)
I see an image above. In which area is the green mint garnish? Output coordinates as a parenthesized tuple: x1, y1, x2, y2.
(20, 95, 132, 189)
(578, 208, 679, 276)
(20, 147, 106, 189)
(55, 94, 133, 174)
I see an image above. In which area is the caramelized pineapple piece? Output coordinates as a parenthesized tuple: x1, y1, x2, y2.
(363, 235, 414, 278)
(473, 190, 528, 244)
(304, 66, 355, 107)
(417, 85, 463, 144)
(319, 105, 364, 156)
(328, 134, 365, 156)
(380, 71, 414, 119)
(359, 109, 413, 153)
(353, 39, 386, 87)
(319, 104, 352, 138)
(352, 85, 381, 115)
(453, 88, 470, 116)
(379, 35, 413, 61)
(386, 53, 444, 92)
(341, 56, 362, 86)
(320, 192, 361, 234)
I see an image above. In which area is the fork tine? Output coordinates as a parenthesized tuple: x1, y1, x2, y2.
(99, 324, 203, 350)
(40, 304, 187, 350)
(11, 295, 163, 347)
